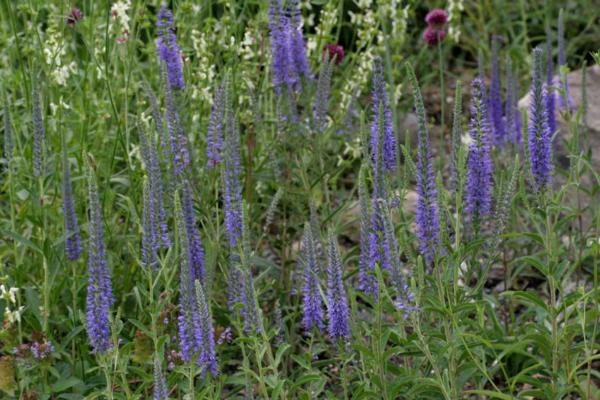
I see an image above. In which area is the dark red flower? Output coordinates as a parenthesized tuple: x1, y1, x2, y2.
(422, 26, 446, 46)
(425, 9, 448, 28)
(66, 7, 83, 27)
(323, 44, 345, 65)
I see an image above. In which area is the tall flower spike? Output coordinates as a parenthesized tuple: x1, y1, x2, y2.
(156, 4, 184, 90)
(144, 83, 171, 171)
(32, 82, 44, 177)
(153, 356, 168, 400)
(3, 96, 13, 161)
(181, 183, 205, 285)
(163, 68, 190, 175)
(141, 177, 158, 268)
(528, 48, 553, 191)
(206, 79, 226, 169)
(326, 231, 350, 340)
(288, 0, 311, 80)
(85, 166, 113, 353)
(223, 93, 243, 248)
(228, 204, 261, 334)
(174, 192, 201, 362)
(313, 58, 334, 133)
(62, 142, 82, 261)
(465, 78, 494, 224)
(450, 81, 463, 192)
(268, 0, 293, 92)
(357, 165, 377, 295)
(239, 267, 261, 334)
(301, 223, 324, 332)
(406, 64, 440, 264)
(371, 57, 397, 173)
(194, 280, 218, 376)
(557, 10, 572, 111)
(139, 123, 170, 248)
(268, 0, 310, 93)
(489, 36, 505, 145)
(379, 200, 415, 318)
(545, 36, 557, 136)
(505, 57, 522, 145)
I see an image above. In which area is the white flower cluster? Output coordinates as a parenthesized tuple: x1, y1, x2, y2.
(110, 0, 131, 40)
(1, 285, 23, 325)
(191, 29, 216, 104)
(310, 2, 338, 57)
(43, 14, 77, 86)
(448, 0, 464, 43)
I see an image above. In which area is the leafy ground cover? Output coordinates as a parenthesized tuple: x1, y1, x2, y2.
(0, 1, 599, 399)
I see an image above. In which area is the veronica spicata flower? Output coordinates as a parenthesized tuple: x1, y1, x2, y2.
(301, 223, 324, 332)
(85, 167, 113, 354)
(489, 36, 505, 145)
(62, 143, 82, 261)
(407, 65, 440, 264)
(465, 78, 494, 222)
(528, 48, 553, 191)
(156, 4, 184, 90)
(326, 231, 350, 340)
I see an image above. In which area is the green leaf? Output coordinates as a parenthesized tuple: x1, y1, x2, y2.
(465, 390, 516, 399)
(51, 377, 82, 393)
(501, 291, 549, 313)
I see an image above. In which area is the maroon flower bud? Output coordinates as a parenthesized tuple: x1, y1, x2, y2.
(323, 44, 345, 65)
(425, 9, 448, 28)
(422, 26, 446, 46)
(66, 7, 83, 27)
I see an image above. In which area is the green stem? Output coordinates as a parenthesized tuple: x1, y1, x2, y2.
(39, 176, 49, 334)
(188, 363, 196, 399)
(438, 40, 446, 144)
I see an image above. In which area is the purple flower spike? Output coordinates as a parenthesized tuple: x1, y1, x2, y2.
(32, 83, 44, 177)
(156, 4, 184, 90)
(379, 200, 416, 319)
(466, 78, 494, 222)
(528, 48, 553, 191)
(206, 80, 226, 169)
(326, 231, 350, 340)
(407, 65, 440, 264)
(163, 71, 190, 175)
(314, 58, 334, 132)
(223, 97, 243, 248)
(141, 178, 158, 268)
(194, 280, 218, 376)
(357, 166, 377, 295)
(153, 357, 168, 400)
(268, 0, 311, 93)
(504, 57, 522, 145)
(545, 38, 557, 136)
(371, 57, 397, 173)
(181, 184, 205, 284)
(85, 168, 113, 354)
(557, 10, 572, 111)
(139, 123, 170, 251)
(239, 267, 261, 334)
(301, 224, 324, 333)
(268, 0, 292, 92)
(174, 192, 202, 362)
(288, 0, 311, 79)
(489, 36, 505, 145)
(62, 145, 82, 261)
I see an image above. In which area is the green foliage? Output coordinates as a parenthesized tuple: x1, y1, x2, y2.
(0, 1, 599, 399)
